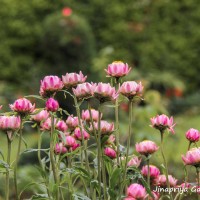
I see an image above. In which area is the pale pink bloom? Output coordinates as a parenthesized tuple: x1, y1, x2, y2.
(178, 182, 191, 189)
(62, 7, 72, 17)
(106, 134, 116, 145)
(82, 109, 101, 122)
(92, 120, 114, 135)
(56, 120, 68, 132)
(66, 115, 79, 130)
(10, 98, 35, 114)
(72, 82, 96, 100)
(94, 82, 118, 103)
(118, 81, 143, 100)
(185, 128, 200, 143)
(126, 183, 147, 199)
(31, 109, 49, 123)
(0, 116, 21, 131)
(124, 197, 136, 200)
(74, 127, 90, 141)
(71, 142, 80, 151)
(105, 61, 131, 78)
(182, 148, 200, 166)
(62, 71, 87, 89)
(150, 114, 176, 134)
(135, 140, 159, 156)
(39, 75, 63, 97)
(45, 98, 59, 112)
(141, 165, 160, 179)
(40, 117, 56, 131)
(149, 191, 160, 200)
(65, 136, 76, 147)
(54, 143, 67, 154)
(154, 175, 177, 187)
(104, 147, 117, 159)
(127, 156, 141, 168)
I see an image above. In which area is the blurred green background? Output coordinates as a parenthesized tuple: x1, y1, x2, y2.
(0, 0, 200, 198)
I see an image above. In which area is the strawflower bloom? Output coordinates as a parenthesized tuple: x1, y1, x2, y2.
(82, 109, 101, 122)
(66, 115, 79, 130)
(105, 61, 131, 78)
(141, 165, 160, 179)
(40, 117, 56, 131)
(56, 120, 68, 132)
(92, 120, 114, 135)
(72, 82, 96, 100)
(74, 127, 90, 141)
(10, 98, 35, 115)
(154, 175, 177, 187)
(39, 75, 63, 97)
(118, 81, 143, 100)
(135, 140, 159, 156)
(182, 147, 200, 167)
(0, 116, 21, 131)
(124, 198, 136, 200)
(71, 142, 80, 151)
(62, 71, 87, 89)
(126, 183, 147, 199)
(31, 109, 49, 123)
(45, 98, 59, 112)
(65, 136, 76, 147)
(54, 143, 67, 154)
(104, 147, 117, 159)
(94, 82, 118, 103)
(106, 134, 116, 145)
(150, 114, 175, 134)
(127, 156, 141, 168)
(185, 128, 200, 143)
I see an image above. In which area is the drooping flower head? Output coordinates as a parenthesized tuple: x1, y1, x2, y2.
(31, 109, 49, 123)
(154, 175, 177, 187)
(0, 116, 21, 131)
(94, 83, 118, 103)
(127, 156, 141, 168)
(39, 75, 63, 97)
(62, 71, 87, 89)
(118, 81, 143, 100)
(126, 183, 147, 199)
(104, 147, 117, 159)
(10, 98, 35, 115)
(45, 98, 59, 112)
(73, 82, 96, 100)
(135, 140, 159, 157)
(105, 61, 131, 78)
(74, 127, 90, 141)
(141, 165, 160, 179)
(150, 114, 176, 134)
(182, 148, 200, 167)
(185, 128, 200, 143)
(82, 109, 102, 122)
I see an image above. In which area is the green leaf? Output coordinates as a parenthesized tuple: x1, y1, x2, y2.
(25, 95, 45, 101)
(101, 135, 109, 146)
(23, 148, 49, 154)
(74, 166, 91, 180)
(0, 149, 5, 160)
(30, 193, 49, 200)
(0, 160, 9, 169)
(73, 193, 91, 200)
(110, 167, 122, 188)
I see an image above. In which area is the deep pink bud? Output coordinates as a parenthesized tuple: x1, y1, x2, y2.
(127, 156, 141, 168)
(65, 136, 76, 147)
(0, 116, 21, 131)
(56, 120, 68, 132)
(92, 120, 114, 135)
(10, 98, 35, 115)
(45, 98, 59, 112)
(62, 71, 87, 89)
(71, 142, 80, 151)
(104, 147, 116, 159)
(74, 127, 90, 141)
(94, 82, 118, 103)
(135, 140, 159, 156)
(66, 115, 79, 130)
(141, 165, 160, 179)
(31, 109, 49, 123)
(82, 109, 101, 122)
(105, 61, 131, 78)
(182, 147, 200, 166)
(185, 128, 200, 143)
(55, 143, 67, 154)
(126, 183, 147, 199)
(118, 81, 143, 100)
(150, 114, 176, 134)
(154, 175, 177, 187)
(39, 75, 63, 97)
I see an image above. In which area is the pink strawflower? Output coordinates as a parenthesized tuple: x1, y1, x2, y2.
(45, 98, 59, 112)
(66, 115, 79, 130)
(105, 61, 131, 78)
(104, 147, 117, 159)
(150, 114, 176, 134)
(10, 98, 35, 115)
(126, 183, 147, 199)
(154, 175, 177, 187)
(124, 197, 136, 200)
(71, 142, 80, 151)
(118, 81, 143, 100)
(56, 120, 68, 132)
(127, 156, 141, 168)
(178, 182, 191, 189)
(0, 116, 21, 131)
(82, 109, 101, 122)
(31, 109, 49, 123)
(94, 82, 118, 103)
(92, 120, 114, 135)
(72, 82, 96, 100)
(40, 117, 56, 131)
(106, 134, 116, 145)
(185, 128, 200, 143)
(62, 7, 72, 17)
(74, 127, 90, 141)
(62, 71, 87, 89)
(141, 165, 160, 179)
(135, 140, 159, 156)
(182, 147, 200, 166)
(54, 143, 67, 154)
(39, 75, 63, 97)
(65, 136, 76, 147)
(149, 191, 160, 200)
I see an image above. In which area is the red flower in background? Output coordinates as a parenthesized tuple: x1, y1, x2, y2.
(62, 7, 72, 17)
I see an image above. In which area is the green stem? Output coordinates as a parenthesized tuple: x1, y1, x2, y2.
(14, 118, 23, 200)
(119, 100, 133, 198)
(160, 131, 173, 200)
(147, 158, 150, 200)
(196, 168, 200, 200)
(102, 154, 107, 199)
(5, 134, 12, 200)
(188, 141, 192, 151)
